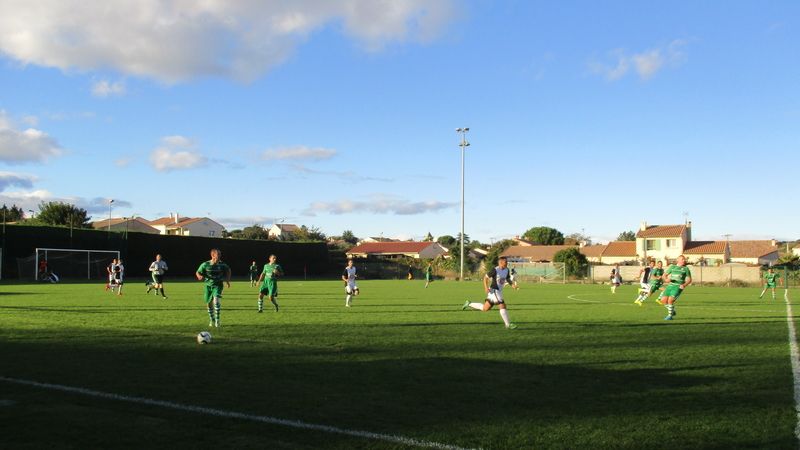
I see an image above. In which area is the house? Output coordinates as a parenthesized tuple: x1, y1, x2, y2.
(728, 240, 779, 266)
(501, 245, 581, 263)
(580, 244, 607, 263)
(635, 222, 692, 263)
(267, 223, 300, 240)
(683, 241, 729, 266)
(91, 217, 160, 234)
(346, 241, 447, 259)
(147, 214, 225, 237)
(600, 241, 638, 264)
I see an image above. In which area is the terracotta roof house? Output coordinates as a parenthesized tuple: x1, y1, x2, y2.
(634, 222, 692, 263)
(90, 217, 159, 234)
(147, 214, 225, 237)
(728, 240, 779, 266)
(346, 242, 447, 259)
(267, 223, 300, 241)
(683, 241, 729, 265)
(600, 241, 638, 264)
(580, 244, 607, 263)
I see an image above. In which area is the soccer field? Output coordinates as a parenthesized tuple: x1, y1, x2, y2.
(1, 279, 797, 449)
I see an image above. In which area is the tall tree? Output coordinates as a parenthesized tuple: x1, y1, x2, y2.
(341, 230, 358, 245)
(522, 226, 565, 245)
(0, 204, 24, 222)
(553, 247, 589, 277)
(564, 232, 591, 246)
(617, 231, 636, 241)
(239, 223, 269, 240)
(484, 239, 517, 271)
(437, 235, 456, 246)
(35, 201, 92, 228)
(291, 225, 326, 242)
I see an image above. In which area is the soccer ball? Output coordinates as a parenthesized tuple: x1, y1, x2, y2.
(197, 331, 212, 344)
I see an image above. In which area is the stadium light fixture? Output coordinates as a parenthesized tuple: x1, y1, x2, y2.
(108, 199, 114, 236)
(456, 127, 470, 281)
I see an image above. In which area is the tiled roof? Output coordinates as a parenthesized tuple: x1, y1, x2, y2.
(729, 240, 778, 258)
(603, 241, 637, 256)
(347, 242, 437, 254)
(580, 245, 607, 257)
(684, 241, 727, 254)
(636, 225, 686, 238)
(147, 216, 190, 226)
(276, 224, 300, 232)
(501, 245, 583, 262)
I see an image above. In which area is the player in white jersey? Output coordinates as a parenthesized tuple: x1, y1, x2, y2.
(113, 260, 125, 295)
(342, 259, 359, 307)
(461, 257, 520, 329)
(633, 260, 655, 305)
(105, 258, 117, 292)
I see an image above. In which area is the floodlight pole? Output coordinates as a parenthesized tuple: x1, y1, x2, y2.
(456, 127, 470, 281)
(108, 199, 114, 237)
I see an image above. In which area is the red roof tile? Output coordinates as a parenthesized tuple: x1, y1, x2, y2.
(684, 241, 727, 254)
(346, 242, 437, 254)
(728, 240, 778, 258)
(636, 225, 686, 238)
(603, 241, 637, 256)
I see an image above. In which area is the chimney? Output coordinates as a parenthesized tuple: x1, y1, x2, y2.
(175, 213, 179, 224)
(640, 222, 647, 231)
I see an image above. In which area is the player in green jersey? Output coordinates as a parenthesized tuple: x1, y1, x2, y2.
(661, 255, 691, 320)
(760, 268, 780, 299)
(257, 254, 283, 312)
(425, 263, 433, 288)
(648, 261, 665, 303)
(249, 261, 259, 287)
(196, 249, 231, 327)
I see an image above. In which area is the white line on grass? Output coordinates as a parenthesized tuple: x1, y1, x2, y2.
(782, 290, 800, 446)
(567, 294, 782, 314)
(0, 376, 482, 450)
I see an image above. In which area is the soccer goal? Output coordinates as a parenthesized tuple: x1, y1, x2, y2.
(17, 248, 120, 281)
(516, 262, 566, 283)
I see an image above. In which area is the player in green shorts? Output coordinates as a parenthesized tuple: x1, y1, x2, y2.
(648, 261, 665, 303)
(425, 263, 433, 288)
(661, 255, 691, 321)
(249, 261, 259, 287)
(257, 254, 283, 312)
(760, 268, 780, 299)
(196, 249, 231, 327)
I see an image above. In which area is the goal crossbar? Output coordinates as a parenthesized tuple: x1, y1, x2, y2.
(33, 248, 120, 281)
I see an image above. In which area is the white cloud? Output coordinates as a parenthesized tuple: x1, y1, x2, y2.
(260, 145, 337, 162)
(303, 196, 458, 216)
(113, 157, 134, 167)
(0, 0, 456, 83)
(91, 78, 127, 97)
(0, 111, 63, 163)
(590, 40, 686, 81)
(147, 135, 208, 172)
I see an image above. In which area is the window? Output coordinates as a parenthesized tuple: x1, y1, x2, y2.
(208, 230, 215, 237)
(646, 240, 657, 251)
(666, 239, 677, 248)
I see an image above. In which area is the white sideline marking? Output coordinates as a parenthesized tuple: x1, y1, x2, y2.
(567, 294, 782, 314)
(0, 376, 481, 450)
(782, 290, 800, 445)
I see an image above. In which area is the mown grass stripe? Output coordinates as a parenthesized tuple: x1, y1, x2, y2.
(0, 376, 482, 450)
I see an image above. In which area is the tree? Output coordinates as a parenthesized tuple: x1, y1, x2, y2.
(564, 232, 591, 246)
(0, 204, 24, 222)
(522, 226, 564, 245)
(484, 239, 517, 271)
(776, 253, 800, 266)
(553, 247, 589, 277)
(617, 231, 636, 241)
(34, 201, 92, 228)
(238, 223, 269, 240)
(291, 225, 326, 242)
(341, 230, 358, 245)
(437, 235, 456, 246)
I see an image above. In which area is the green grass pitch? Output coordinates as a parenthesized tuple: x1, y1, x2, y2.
(0, 278, 797, 449)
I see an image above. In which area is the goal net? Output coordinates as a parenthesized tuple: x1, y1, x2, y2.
(514, 262, 566, 283)
(17, 248, 120, 281)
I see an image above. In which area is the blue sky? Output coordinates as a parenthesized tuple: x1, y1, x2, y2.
(0, 1, 797, 245)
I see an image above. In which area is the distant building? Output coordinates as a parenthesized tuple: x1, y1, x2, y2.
(90, 217, 160, 234)
(347, 241, 447, 259)
(268, 223, 300, 240)
(147, 214, 225, 237)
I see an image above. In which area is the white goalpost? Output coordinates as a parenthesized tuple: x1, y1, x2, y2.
(18, 248, 120, 281)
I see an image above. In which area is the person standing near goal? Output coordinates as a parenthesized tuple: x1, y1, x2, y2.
(147, 254, 169, 299)
(425, 262, 433, 288)
(661, 255, 691, 320)
(105, 258, 117, 291)
(196, 249, 231, 327)
(461, 256, 520, 329)
(113, 259, 125, 296)
(256, 254, 283, 313)
(760, 268, 780, 299)
(342, 259, 359, 307)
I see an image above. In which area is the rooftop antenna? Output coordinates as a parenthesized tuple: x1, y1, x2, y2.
(683, 211, 689, 224)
